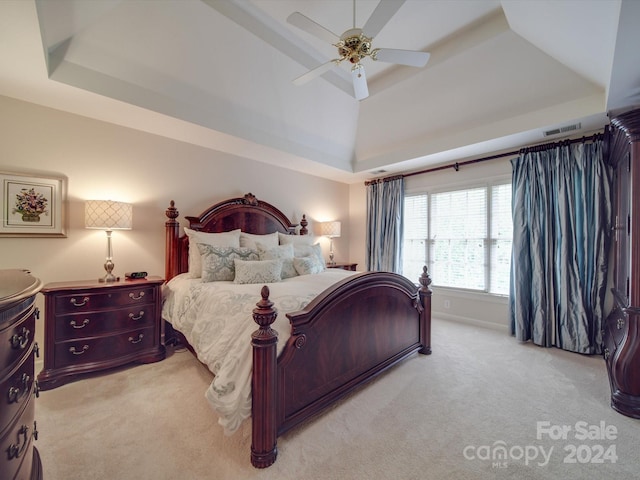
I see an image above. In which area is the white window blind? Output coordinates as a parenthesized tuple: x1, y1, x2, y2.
(431, 188, 487, 290)
(402, 181, 512, 295)
(490, 183, 512, 295)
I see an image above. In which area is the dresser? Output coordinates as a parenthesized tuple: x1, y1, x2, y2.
(0, 269, 43, 480)
(37, 277, 165, 390)
(604, 108, 640, 418)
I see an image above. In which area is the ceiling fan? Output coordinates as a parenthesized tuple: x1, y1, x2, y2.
(287, 0, 430, 100)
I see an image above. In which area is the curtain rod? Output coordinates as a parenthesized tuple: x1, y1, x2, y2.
(368, 132, 604, 184)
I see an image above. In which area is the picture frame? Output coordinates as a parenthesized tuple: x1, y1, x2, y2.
(0, 171, 67, 237)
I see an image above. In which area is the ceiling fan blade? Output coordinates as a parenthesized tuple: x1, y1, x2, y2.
(293, 59, 340, 86)
(287, 12, 340, 44)
(351, 64, 369, 100)
(373, 48, 430, 67)
(362, 0, 406, 39)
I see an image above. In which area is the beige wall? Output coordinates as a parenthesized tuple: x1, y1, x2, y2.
(0, 95, 353, 356)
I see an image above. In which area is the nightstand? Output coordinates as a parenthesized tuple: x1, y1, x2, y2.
(327, 263, 358, 271)
(37, 277, 165, 390)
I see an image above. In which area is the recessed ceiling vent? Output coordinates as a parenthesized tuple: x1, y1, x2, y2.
(369, 169, 388, 175)
(543, 122, 581, 137)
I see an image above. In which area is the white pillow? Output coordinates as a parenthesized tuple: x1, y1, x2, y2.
(233, 259, 282, 284)
(293, 243, 326, 270)
(257, 243, 297, 279)
(293, 256, 324, 276)
(240, 231, 279, 249)
(185, 228, 241, 278)
(278, 232, 314, 246)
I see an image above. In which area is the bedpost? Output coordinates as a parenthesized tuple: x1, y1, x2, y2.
(418, 266, 432, 355)
(299, 214, 308, 235)
(251, 286, 279, 468)
(165, 200, 180, 281)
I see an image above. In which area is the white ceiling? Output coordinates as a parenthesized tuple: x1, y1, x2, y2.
(1, 0, 639, 184)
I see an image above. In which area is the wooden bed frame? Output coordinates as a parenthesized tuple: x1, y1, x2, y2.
(164, 193, 432, 468)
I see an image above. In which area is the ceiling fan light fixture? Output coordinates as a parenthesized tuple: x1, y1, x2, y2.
(351, 63, 369, 100)
(287, 0, 428, 100)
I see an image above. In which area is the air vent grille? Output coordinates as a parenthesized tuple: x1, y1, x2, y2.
(543, 123, 581, 137)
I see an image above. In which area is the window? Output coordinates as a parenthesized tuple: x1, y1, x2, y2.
(402, 182, 512, 295)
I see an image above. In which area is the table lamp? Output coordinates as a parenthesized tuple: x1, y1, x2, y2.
(85, 200, 132, 282)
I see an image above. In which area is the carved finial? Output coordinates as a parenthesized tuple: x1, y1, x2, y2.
(244, 193, 259, 206)
(419, 266, 432, 291)
(253, 286, 277, 329)
(260, 286, 270, 302)
(300, 214, 308, 235)
(166, 200, 179, 220)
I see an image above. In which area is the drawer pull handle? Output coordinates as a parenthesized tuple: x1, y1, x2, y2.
(129, 311, 145, 321)
(69, 345, 89, 355)
(7, 373, 30, 404)
(70, 319, 90, 329)
(70, 296, 90, 307)
(7, 425, 29, 460)
(129, 334, 144, 344)
(10, 327, 30, 350)
(129, 291, 145, 301)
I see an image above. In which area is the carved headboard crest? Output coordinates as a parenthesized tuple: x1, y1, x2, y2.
(242, 193, 259, 206)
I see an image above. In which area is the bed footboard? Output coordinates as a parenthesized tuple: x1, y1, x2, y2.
(250, 268, 432, 468)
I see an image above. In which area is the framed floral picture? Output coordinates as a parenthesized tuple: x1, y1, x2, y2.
(0, 171, 67, 237)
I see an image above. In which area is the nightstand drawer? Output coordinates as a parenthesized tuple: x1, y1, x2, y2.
(55, 305, 157, 340)
(0, 351, 35, 439)
(54, 285, 157, 314)
(54, 326, 156, 368)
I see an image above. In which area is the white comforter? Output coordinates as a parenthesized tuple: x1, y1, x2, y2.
(161, 269, 356, 434)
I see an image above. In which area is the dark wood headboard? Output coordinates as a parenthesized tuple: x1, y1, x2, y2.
(164, 193, 307, 281)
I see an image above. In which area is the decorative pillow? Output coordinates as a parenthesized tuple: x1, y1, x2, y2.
(278, 232, 314, 246)
(233, 259, 282, 284)
(293, 256, 324, 276)
(293, 243, 326, 269)
(257, 243, 297, 279)
(197, 244, 258, 282)
(240, 231, 279, 249)
(185, 228, 241, 278)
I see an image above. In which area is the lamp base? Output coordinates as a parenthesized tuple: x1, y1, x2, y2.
(99, 259, 117, 282)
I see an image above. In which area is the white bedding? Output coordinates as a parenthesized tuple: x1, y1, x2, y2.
(161, 269, 356, 434)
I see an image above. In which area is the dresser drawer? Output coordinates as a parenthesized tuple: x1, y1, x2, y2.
(0, 313, 35, 379)
(0, 351, 35, 440)
(54, 326, 156, 368)
(55, 305, 157, 340)
(54, 285, 157, 314)
(0, 396, 35, 480)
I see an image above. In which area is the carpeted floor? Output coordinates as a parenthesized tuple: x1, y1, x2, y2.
(36, 319, 640, 479)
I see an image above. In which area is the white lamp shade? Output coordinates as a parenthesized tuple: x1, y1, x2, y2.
(85, 200, 132, 230)
(321, 221, 341, 238)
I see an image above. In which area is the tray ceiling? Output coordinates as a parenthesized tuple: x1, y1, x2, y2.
(1, 0, 639, 183)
